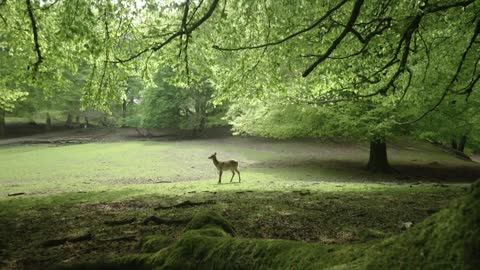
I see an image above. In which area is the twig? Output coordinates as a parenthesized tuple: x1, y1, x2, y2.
(7, 192, 25, 197)
(114, 0, 220, 63)
(399, 19, 480, 125)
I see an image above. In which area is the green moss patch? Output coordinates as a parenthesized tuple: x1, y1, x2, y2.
(358, 180, 480, 269)
(184, 210, 236, 236)
(58, 181, 479, 270)
(140, 235, 174, 253)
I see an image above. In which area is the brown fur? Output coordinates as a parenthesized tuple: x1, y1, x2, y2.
(208, 152, 241, 184)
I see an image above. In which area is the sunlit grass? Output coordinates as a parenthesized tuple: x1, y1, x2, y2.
(0, 138, 474, 269)
(0, 137, 475, 197)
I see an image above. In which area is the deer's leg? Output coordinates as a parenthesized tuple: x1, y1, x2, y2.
(218, 171, 222, 184)
(230, 170, 235, 182)
(235, 169, 241, 182)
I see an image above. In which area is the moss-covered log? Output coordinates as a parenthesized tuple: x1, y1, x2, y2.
(58, 183, 480, 269)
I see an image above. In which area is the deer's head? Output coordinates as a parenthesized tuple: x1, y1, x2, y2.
(208, 152, 217, 159)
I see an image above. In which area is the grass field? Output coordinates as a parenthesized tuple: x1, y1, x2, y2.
(0, 129, 478, 269)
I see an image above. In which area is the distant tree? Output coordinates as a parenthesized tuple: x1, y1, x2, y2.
(138, 67, 214, 134)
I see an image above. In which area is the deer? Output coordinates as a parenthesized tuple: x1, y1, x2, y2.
(208, 152, 241, 184)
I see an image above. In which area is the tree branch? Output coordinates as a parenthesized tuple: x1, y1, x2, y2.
(422, 0, 475, 13)
(399, 18, 480, 125)
(395, 67, 413, 107)
(187, 0, 204, 25)
(0, 13, 7, 26)
(26, 0, 44, 77)
(212, 0, 350, 51)
(302, 0, 365, 77)
(114, 0, 220, 63)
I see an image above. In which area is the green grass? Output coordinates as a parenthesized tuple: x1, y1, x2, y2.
(0, 139, 357, 196)
(1, 137, 476, 196)
(0, 136, 477, 269)
(52, 185, 480, 270)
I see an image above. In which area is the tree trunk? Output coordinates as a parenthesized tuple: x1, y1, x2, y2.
(457, 135, 467, 153)
(121, 99, 127, 127)
(0, 109, 5, 137)
(101, 116, 108, 127)
(65, 113, 73, 128)
(367, 139, 392, 173)
(84, 116, 89, 128)
(75, 115, 80, 125)
(451, 138, 458, 150)
(46, 112, 51, 131)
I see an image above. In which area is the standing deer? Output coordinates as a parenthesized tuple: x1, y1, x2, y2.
(208, 152, 241, 184)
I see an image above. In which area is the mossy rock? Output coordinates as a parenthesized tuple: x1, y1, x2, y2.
(184, 210, 236, 236)
(140, 235, 174, 253)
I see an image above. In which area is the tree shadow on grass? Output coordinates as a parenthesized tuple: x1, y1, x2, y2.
(247, 158, 480, 183)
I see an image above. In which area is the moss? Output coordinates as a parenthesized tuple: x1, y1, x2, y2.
(149, 230, 364, 270)
(60, 183, 479, 269)
(355, 228, 387, 241)
(359, 179, 480, 269)
(184, 210, 236, 236)
(140, 235, 174, 253)
(53, 254, 151, 270)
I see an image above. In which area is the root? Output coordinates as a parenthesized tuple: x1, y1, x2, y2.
(42, 233, 93, 247)
(143, 216, 191, 225)
(154, 200, 216, 210)
(104, 218, 136, 226)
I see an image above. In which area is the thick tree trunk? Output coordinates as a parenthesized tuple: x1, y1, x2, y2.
(46, 112, 51, 131)
(101, 116, 108, 127)
(367, 139, 392, 173)
(65, 113, 73, 128)
(451, 138, 458, 150)
(457, 135, 467, 153)
(0, 109, 5, 137)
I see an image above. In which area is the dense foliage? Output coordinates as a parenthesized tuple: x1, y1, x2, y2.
(0, 0, 479, 157)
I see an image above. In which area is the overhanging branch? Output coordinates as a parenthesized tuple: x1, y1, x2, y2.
(26, 0, 44, 77)
(114, 0, 220, 63)
(422, 0, 475, 13)
(302, 0, 365, 77)
(399, 18, 480, 125)
(212, 0, 350, 51)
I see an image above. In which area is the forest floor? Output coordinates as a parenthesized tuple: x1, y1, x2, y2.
(0, 127, 479, 269)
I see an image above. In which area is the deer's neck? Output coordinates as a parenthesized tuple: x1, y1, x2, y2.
(212, 156, 220, 167)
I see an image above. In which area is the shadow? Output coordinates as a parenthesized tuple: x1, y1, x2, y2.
(126, 127, 233, 141)
(246, 158, 480, 183)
